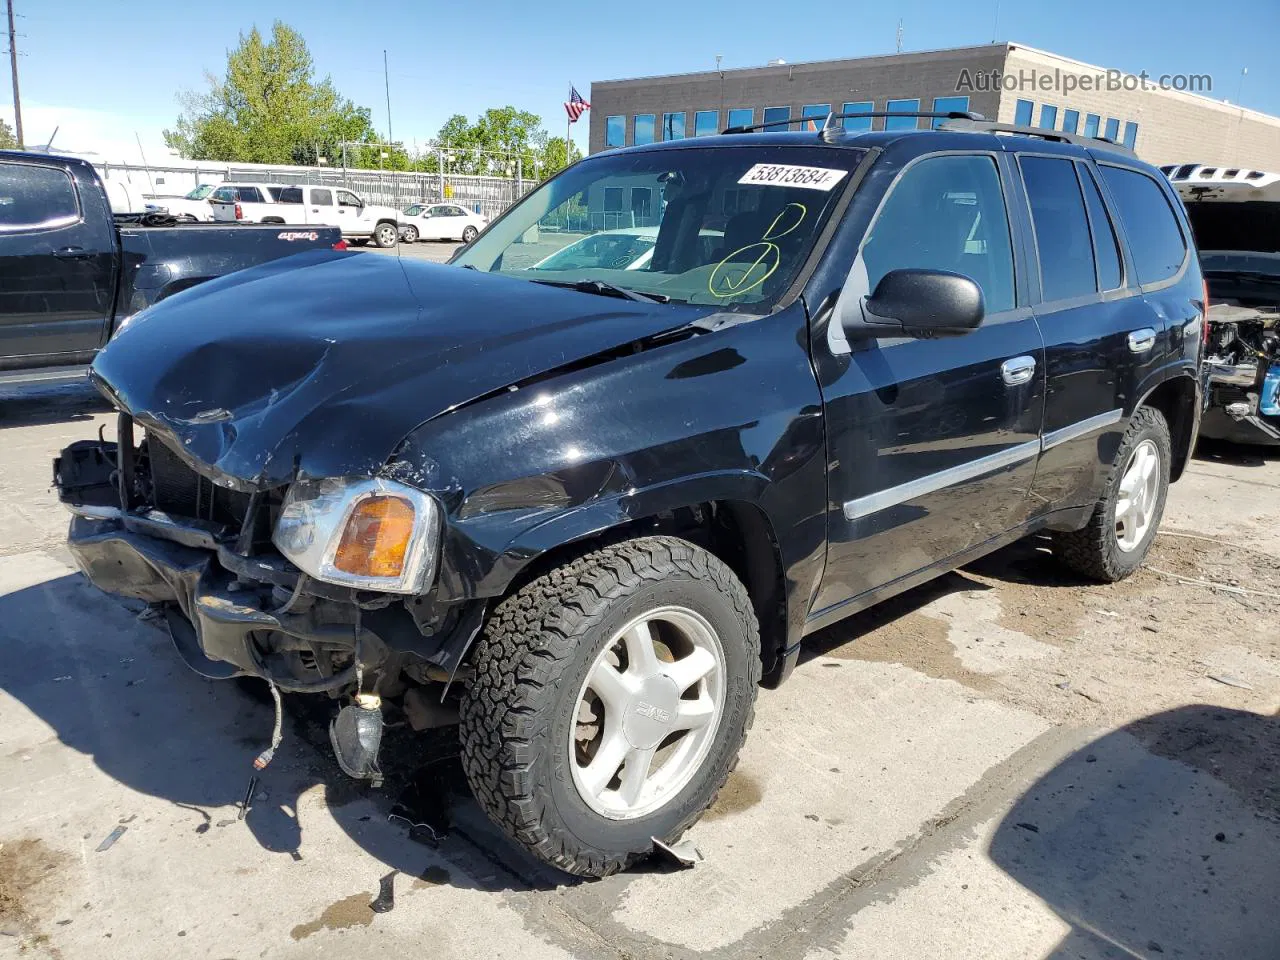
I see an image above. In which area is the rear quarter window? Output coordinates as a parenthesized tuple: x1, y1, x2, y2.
(0, 161, 80, 231)
(1098, 166, 1187, 284)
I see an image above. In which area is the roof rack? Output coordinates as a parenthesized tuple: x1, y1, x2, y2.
(721, 109, 986, 135)
(938, 118, 1137, 157)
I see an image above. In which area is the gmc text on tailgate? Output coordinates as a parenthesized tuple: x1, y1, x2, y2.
(52, 114, 1204, 877)
(0, 150, 342, 388)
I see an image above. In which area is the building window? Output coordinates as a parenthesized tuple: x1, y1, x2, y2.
(605, 115, 625, 148)
(603, 187, 625, 211)
(662, 112, 686, 140)
(885, 98, 921, 130)
(842, 101, 874, 132)
(1104, 117, 1120, 141)
(727, 107, 753, 130)
(1083, 114, 1100, 138)
(1122, 121, 1139, 149)
(1062, 109, 1080, 134)
(1014, 99, 1034, 126)
(801, 104, 831, 131)
(631, 187, 653, 223)
(1038, 104, 1058, 130)
(634, 114, 655, 145)
(763, 106, 791, 131)
(931, 95, 969, 127)
(693, 110, 718, 137)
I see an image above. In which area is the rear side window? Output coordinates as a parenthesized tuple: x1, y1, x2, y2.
(277, 187, 303, 204)
(311, 188, 334, 206)
(1078, 164, 1123, 290)
(1098, 166, 1187, 284)
(1019, 156, 1096, 302)
(0, 161, 79, 231)
(861, 154, 1016, 314)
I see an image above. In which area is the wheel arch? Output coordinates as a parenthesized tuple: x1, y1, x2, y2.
(1137, 371, 1201, 482)
(477, 481, 793, 688)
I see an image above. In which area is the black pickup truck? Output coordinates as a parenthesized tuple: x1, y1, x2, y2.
(53, 115, 1204, 879)
(0, 151, 342, 388)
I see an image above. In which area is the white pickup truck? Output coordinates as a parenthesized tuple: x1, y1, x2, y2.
(212, 184, 401, 247)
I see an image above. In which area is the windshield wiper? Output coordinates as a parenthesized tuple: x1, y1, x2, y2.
(530, 278, 670, 303)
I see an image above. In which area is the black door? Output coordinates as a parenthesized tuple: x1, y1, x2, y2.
(0, 159, 116, 366)
(1018, 154, 1171, 509)
(809, 151, 1045, 630)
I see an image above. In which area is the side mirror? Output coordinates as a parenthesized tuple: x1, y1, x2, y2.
(842, 268, 985, 339)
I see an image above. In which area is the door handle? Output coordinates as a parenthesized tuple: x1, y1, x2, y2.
(53, 245, 90, 259)
(1128, 328, 1157, 353)
(1001, 355, 1036, 386)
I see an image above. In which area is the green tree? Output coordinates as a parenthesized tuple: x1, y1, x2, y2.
(164, 21, 377, 164)
(0, 118, 16, 150)
(421, 107, 578, 180)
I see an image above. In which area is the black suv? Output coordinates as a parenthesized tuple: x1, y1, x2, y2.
(54, 113, 1204, 878)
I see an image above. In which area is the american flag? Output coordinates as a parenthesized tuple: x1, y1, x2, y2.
(564, 87, 590, 123)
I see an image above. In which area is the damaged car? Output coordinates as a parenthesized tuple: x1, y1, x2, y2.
(56, 114, 1204, 877)
(1164, 164, 1280, 444)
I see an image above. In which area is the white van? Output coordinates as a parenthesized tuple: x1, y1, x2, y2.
(213, 184, 401, 247)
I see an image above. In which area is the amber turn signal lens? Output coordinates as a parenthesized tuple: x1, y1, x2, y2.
(333, 495, 416, 578)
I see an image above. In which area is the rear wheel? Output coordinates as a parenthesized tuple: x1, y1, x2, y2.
(459, 537, 760, 877)
(402, 224, 418, 243)
(1053, 406, 1171, 582)
(461, 225, 478, 244)
(374, 222, 399, 248)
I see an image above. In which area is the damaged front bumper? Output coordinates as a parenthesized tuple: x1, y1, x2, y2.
(66, 513, 370, 688)
(54, 427, 482, 698)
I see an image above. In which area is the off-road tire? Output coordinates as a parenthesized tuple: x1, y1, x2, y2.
(374, 222, 399, 248)
(459, 536, 761, 877)
(1053, 405, 1171, 582)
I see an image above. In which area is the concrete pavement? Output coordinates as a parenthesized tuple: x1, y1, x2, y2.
(1, 383, 1277, 960)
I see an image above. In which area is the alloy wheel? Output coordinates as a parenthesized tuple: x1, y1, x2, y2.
(569, 606, 725, 820)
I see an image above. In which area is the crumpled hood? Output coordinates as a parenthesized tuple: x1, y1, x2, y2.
(93, 250, 702, 490)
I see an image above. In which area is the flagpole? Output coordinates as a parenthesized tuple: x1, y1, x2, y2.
(566, 84, 572, 167)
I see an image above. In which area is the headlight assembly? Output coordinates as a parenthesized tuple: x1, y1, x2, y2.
(272, 477, 441, 594)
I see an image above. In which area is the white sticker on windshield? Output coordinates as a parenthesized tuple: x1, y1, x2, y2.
(737, 163, 848, 191)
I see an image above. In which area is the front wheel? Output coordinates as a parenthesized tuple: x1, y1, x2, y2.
(459, 537, 760, 877)
(402, 224, 418, 243)
(460, 225, 478, 244)
(1053, 406, 1171, 582)
(373, 222, 399, 248)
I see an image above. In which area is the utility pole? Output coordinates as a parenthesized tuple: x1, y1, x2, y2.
(7, 0, 22, 148)
(895, 19, 903, 54)
(383, 50, 393, 148)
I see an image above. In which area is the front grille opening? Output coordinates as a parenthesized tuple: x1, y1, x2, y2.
(136, 434, 284, 553)
(142, 436, 253, 526)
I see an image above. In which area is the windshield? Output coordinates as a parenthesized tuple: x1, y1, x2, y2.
(454, 145, 865, 309)
(186, 184, 216, 200)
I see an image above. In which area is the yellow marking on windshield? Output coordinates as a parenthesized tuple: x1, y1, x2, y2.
(707, 203, 808, 299)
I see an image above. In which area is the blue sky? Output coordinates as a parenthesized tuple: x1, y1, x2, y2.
(3, 0, 1275, 161)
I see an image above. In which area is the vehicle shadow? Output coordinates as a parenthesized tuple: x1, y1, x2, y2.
(989, 704, 1280, 959)
(0, 381, 110, 430)
(0, 571, 568, 893)
(798, 533, 1092, 665)
(1193, 436, 1280, 467)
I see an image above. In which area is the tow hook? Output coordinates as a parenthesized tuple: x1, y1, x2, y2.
(330, 693, 385, 787)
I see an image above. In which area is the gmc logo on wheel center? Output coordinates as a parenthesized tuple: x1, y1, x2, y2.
(635, 702, 671, 723)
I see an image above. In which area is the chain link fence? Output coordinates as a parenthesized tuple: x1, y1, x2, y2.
(96, 160, 534, 220)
